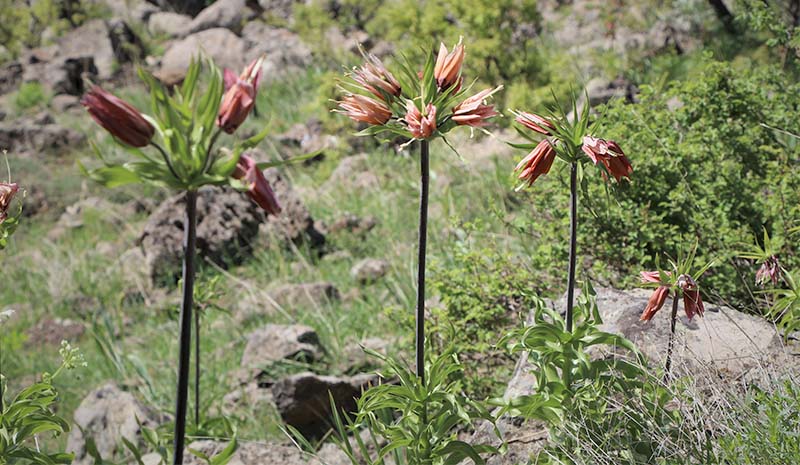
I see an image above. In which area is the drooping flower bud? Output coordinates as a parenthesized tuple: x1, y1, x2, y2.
(434, 37, 465, 91)
(514, 139, 556, 187)
(81, 86, 155, 147)
(217, 56, 264, 134)
(756, 255, 781, 287)
(581, 136, 632, 182)
(338, 94, 392, 125)
(232, 154, 281, 215)
(677, 274, 704, 320)
(0, 182, 19, 224)
(404, 102, 437, 139)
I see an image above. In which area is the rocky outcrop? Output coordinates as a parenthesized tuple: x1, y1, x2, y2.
(147, 12, 193, 37)
(272, 372, 380, 438)
(350, 258, 389, 284)
(323, 154, 380, 192)
(179, 0, 254, 36)
(139, 187, 263, 285)
(241, 22, 312, 81)
(24, 318, 85, 347)
(156, 28, 247, 85)
(19, 19, 143, 95)
(66, 384, 163, 465)
(0, 112, 85, 154)
(241, 324, 325, 369)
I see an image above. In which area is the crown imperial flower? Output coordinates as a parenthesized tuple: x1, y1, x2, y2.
(516, 112, 555, 136)
(581, 136, 632, 182)
(232, 154, 281, 215)
(338, 94, 392, 125)
(217, 57, 264, 134)
(434, 38, 465, 91)
(640, 285, 670, 322)
(756, 255, 781, 287)
(81, 86, 155, 147)
(452, 87, 500, 127)
(405, 102, 437, 139)
(514, 139, 556, 187)
(353, 53, 402, 101)
(0, 182, 19, 224)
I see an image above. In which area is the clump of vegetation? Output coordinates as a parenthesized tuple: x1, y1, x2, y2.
(13, 82, 49, 112)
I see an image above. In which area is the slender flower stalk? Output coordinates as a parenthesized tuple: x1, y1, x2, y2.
(512, 106, 632, 332)
(173, 190, 197, 465)
(416, 140, 430, 381)
(336, 38, 500, 388)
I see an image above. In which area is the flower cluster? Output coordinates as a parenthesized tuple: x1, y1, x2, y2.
(337, 39, 501, 141)
(512, 110, 632, 187)
(639, 270, 706, 322)
(80, 57, 280, 215)
(756, 255, 781, 287)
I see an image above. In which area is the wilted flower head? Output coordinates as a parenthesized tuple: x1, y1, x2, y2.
(677, 274, 704, 320)
(452, 87, 501, 127)
(581, 136, 632, 182)
(338, 94, 392, 125)
(217, 56, 264, 134)
(514, 139, 556, 188)
(405, 102, 437, 139)
(516, 112, 555, 136)
(81, 86, 155, 147)
(0, 182, 19, 224)
(232, 153, 281, 215)
(434, 37, 465, 91)
(353, 53, 401, 101)
(756, 255, 781, 287)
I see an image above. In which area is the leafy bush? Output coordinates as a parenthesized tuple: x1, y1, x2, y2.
(427, 248, 539, 399)
(13, 82, 49, 112)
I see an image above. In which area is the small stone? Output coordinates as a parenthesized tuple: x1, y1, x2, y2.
(241, 324, 324, 369)
(351, 258, 389, 284)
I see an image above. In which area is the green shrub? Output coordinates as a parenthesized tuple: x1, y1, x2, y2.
(13, 82, 49, 111)
(426, 248, 539, 399)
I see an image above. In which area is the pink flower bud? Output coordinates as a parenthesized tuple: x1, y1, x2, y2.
(217, 57, 264, 134)
(232, 154, 281, 216)
(81, 86, 154, 147)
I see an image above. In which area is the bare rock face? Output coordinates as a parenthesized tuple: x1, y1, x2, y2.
(156, 28, 247, 85)
(66, 384, 163, 465)
(179, 0, 254, 36)
(147, 12, 193, 37)
(258, 166, 326, 250)
(0, 61, 23, 95)
(272, 372, 380, 439)
(20, 19, 143, 95)
(0, 112, 85, 155)
(350, 258, 389, 284)
(183, 440, 322, 465)
(241, 324, 325, 369)
(241, 22, 312, 81)
(139, 187, 263, 285)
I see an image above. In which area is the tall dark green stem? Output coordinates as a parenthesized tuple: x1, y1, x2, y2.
(664, 291, 679, 383)
(193, 309, 200, 426)
(173, 190, 197, 465)
(415, 140, 430, 383)
(566, 162, 578, 333)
